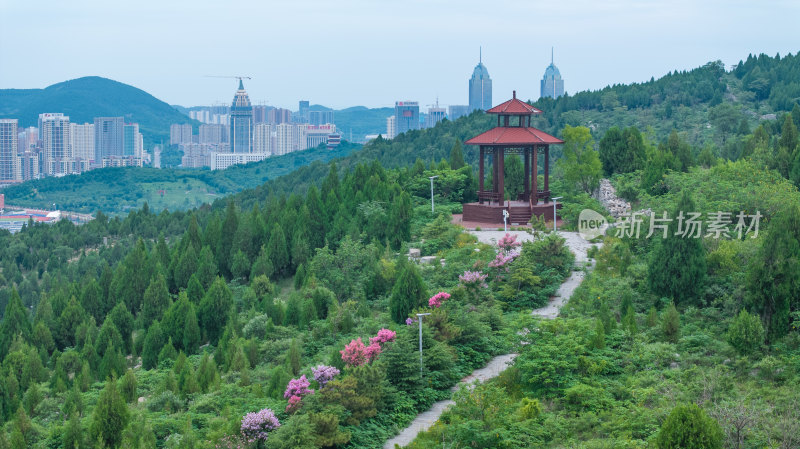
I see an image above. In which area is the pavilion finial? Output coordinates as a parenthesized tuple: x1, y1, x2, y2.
(513, 90, 516, 99)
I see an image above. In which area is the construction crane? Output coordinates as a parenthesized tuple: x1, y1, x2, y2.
(204, 75, 252, 81)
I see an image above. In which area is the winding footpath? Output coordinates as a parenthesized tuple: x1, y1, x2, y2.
(383, 230, 597, 449)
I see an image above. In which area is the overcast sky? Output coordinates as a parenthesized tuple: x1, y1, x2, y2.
(1, 0, 797, 110)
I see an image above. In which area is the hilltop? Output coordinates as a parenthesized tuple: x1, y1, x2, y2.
(0, 76, 199, 145)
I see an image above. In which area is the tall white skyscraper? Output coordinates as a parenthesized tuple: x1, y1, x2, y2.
(385, 115, 396, 139)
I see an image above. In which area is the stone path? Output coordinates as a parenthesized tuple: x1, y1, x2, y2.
(382, 230, 597, 449)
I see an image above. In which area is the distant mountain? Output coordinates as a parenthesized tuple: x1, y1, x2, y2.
(332, 106, 394, 140)
(0, 76, 197, 145)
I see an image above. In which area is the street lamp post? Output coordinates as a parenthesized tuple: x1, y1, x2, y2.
(428, 176, 438, 213)
(502, 209, 509, 232)
(416, 312, 431, 376)
(552, 196, 563, 233)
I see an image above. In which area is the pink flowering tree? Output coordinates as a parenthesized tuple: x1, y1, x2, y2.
(498, 233, 521, 252)
(428, 291, 451, 308)
(340, 337, 368, 366)
(240, 408, 280, 444)
(285, 395, 302, 414)
(459, 270, 488, 290)
(312, 365, 340, 388)
(365, 342, 382, 362)
(370, 328, 397, 345)
(284, 375, 314, 398)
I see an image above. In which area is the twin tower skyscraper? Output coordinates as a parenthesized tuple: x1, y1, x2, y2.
(468, 48, 564, 113)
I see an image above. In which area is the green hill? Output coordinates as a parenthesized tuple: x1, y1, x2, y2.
(0, 76, 197, 146)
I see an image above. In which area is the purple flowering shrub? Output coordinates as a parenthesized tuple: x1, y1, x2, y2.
(284, 375, 314, 398)
(312, 364, 340, 388)
(240, 408, 280, 443)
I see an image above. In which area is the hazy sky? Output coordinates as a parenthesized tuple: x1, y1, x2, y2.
(1, 0, 798, 110)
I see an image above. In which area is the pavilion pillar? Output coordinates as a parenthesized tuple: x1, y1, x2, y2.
(544, 145, 550, 197)
(479, 147, 485, 203)
(498, 148, 505, 204)
(523, 147, 530, 201)
(532, 146, 538, 205)
(492, 148, 498, 202)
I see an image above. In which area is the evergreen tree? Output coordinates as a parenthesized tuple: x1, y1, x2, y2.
(195, 246, 218, 290)
(91, 378, 130, 449)
(173, 245, 198, 291)
(62, 413, 83, 449)
(108, 303, 134, 354)
(727, 310, 765, 356)
(99, 342, 125, 380)
(648, 191, 706, 304)
(287, 338, 302, 375)
(218, 201, 239, 277)
(120, 369, 137, 403)
(141, 322, 164, 370)
(449, 140, 465, 169)
(161, 293, 191, 352)
(656, 403, 723, 449)
(389, 259, 427, 324)
(0, 289, 31, 358)
(250, 245, 275, 280)
(662, 302, 681, 343)
(196, 353, 219, 393)
(141, 272, 171, 326)
(747, 203, 800, 342)
(559, 125, 603, 193)
(387, 192, 412, 250)
(267, 223, 289, 275)
(185, 275, 205, 305)
(79, 279, 104, 323)
(182, 305, 201, 354)
(590, 319, 606, 349)
(231, 250, 251, 280)
(305, 185, 327, 250)
(111, 239, 152, 316)
(158, 338, 178, 365)
(56, 297, 86, 349)
(199, 278, 233, 344)
(96, 318, 123, 357)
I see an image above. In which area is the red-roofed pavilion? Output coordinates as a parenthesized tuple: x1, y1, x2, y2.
(463, 91, 563, 224)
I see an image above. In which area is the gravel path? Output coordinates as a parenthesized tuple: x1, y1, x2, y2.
(383, 231, 597, 449)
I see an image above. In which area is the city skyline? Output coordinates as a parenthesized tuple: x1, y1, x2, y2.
(1, 0, 798, 110)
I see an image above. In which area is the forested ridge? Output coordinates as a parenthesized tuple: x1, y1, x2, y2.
(1, 50, 800, 449)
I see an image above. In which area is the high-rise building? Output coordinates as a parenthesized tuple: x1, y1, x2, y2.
(385, 115, 396, 139)
(448, 105, 470, 121)
(252, 105, 270, 124)
(267, 108, 292, 125)
(426, 106, 447, 128)
(0, 119, 19, 182)
(18, 127, 37, 152)
(274, 123, 300, 156)
(308, 110, 334, 126)
(40, 113, 71, 175)
(540, 48, 565, 99)
(253, 123, 273, 154)
(469, 50, 492, 112)
(69, 123, 95, 163)
(170, 124, 193, 145)
(95, 117, 124, 159)
(394, 101, 420, 135)
(302, 124, 337, 149)
(298, 100, 310, 122)
(230, 80, 253, 153)
(199, 124, 228, 144)
(124, 123, 143, 157)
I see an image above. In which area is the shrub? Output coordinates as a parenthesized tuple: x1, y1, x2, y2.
(656, 403, 723, 449)
(726, 310, 764, 356)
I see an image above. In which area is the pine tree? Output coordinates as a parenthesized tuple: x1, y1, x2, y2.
(230, 250, 251, 280)
(662, 302, 681, 344)
(108, 302, 134, 354)
(141, 322, 164, 370)
(111, 239, 152, 316)
(648, 191, 707, 304)
(305, 186, 327, 250)
(267, 223, 289, 275)
(158, 338, 178, 365)
(250, 245, 275, 280)
(747, 203, 800, 342)
(218, 201, 239, 277)
(185, 275, 205, 305)
(56, 297, 86, 349)
(96, 318, 123, 358)
(388, 192, 412, 250)
(142, 272, 171, 326)
(173, 245, 198, 291)
(0, 289, 32, 358)
(120, 369, 137, 403)
(195, 246, 218, 290)
(91, 377, 130, 449)
(80, 279, 104, 323)
(182, 305, 201, 355)
(590, 318, 606, 349)
(389, 259, 427, 324)
(287, 338, 302, 375)
(198, 277, 233, 344)
(62, 384, 84, 417)
(449, 140, 465, 169)
(62, 413, 83, 449)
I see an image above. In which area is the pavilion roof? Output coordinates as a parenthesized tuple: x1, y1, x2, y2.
(464, 126, 563, 146)
(486, 91, 543, 115)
